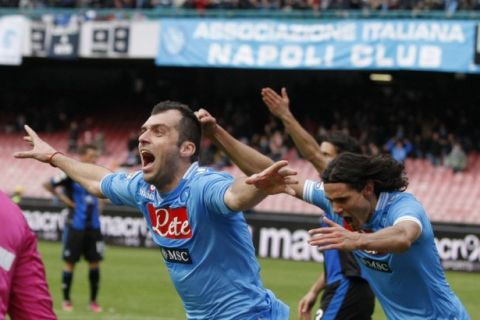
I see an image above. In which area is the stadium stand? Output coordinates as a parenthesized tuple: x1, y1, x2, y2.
(3, 127, 479, 223)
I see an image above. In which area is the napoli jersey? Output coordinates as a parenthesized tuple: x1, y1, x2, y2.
(100, 162, 288, 320)
(305, 182, 469, 320)
(303, 180, 363, 284)
(50, 173, 100, 230)
(355, 192, 469, 320)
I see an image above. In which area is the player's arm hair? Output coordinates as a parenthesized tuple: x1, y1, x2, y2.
(357, 220, 422, 253)
(49, 154, 110, 198)
(278, 112, 327, 174)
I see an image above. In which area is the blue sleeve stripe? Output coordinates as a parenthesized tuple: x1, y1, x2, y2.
(322, 278, 350, 319)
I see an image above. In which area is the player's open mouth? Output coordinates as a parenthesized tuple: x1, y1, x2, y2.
(140, 150, 155, 170)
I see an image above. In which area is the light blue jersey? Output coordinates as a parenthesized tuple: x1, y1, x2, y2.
(357, 192, 469, 320)
(100, 162, 289, 320)
(305, 182, 469, 320)
(303, 180, 365, 283)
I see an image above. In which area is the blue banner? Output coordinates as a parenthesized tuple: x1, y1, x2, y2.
(157, 19, 480, 73)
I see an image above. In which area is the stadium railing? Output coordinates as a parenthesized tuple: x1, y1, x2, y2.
(2, 8, 480, 20)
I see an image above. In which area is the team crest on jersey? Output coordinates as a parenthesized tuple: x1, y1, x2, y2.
(147, 204, 192, 239)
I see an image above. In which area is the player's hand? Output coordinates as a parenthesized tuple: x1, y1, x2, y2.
(261, 87, 292, 119)
(308, 217, 362, 251)
(298, 291, 317, 320)
(194, 108, 217, 138)
(14, 125, 57, 163)
(245, 160, 297, 196)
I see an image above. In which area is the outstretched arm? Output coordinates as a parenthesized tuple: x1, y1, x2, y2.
(224, 160, 297, 212)
(261, 87, 328, 174)
(308, 217, 421, 253)
(14, 125, 111, 198)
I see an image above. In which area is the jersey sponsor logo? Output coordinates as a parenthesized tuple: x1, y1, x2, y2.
(160, 246, 192, 264)
(147, 204, 192, 239)
(359, 257, 392, 273)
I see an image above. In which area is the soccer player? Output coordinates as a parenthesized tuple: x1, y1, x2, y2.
(196, 88, 375, 320)
(305, 153, 470, 320)
(261, 87, 375, 319)
(0, 190, 57, 319)
(15, 101, 297, 319)
(43, 144, 104, 313)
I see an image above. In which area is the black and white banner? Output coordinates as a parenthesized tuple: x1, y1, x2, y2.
(79, 21, 159, 58)
(20, 200, 480, 272)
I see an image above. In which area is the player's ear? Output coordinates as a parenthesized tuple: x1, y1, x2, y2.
(362, 181, 375, 198)
(179, 141, 196, 159)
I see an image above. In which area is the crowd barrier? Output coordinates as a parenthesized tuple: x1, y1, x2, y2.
(19, 198, 480, 272)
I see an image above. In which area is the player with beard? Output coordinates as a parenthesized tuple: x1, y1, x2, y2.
(15, 101, 297, 320)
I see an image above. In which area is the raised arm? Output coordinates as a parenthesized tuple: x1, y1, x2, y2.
(261, 87, 328, 174)
(308, 218, 421, 254)
(224, 160, 297, 212)
(196, 109, 273, 176)
(14, 125, 111, 198)
(196, 108, 308, 198)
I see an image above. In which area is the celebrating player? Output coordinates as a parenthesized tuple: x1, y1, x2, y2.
(15, 101, 297, 319)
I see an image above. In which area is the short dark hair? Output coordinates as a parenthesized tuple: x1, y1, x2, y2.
(78, 144, 97, 155)
(322, 152, 408, 195)
(321, 132, 362, 155)
(151, 101, 201, 162)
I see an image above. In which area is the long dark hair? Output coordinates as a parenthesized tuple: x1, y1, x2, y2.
(322, 152, 408, 195)
(151, 101, 201, 162)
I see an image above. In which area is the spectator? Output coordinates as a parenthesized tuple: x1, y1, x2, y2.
(68, 121, 80, 153)
(444, 142, 468, 173)
(385, 138, 413, 163)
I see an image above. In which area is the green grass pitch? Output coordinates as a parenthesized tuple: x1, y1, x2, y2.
(37, 241, 479, 319)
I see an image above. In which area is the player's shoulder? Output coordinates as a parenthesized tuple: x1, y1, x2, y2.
(104, 169, 147, 189)
(389, 192, 422, 207)
(385, 192, 426, 217)
(189, 166, 233, 182)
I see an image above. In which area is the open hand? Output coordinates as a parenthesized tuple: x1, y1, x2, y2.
(308, 217, 362, 251)
(14, 125, 57, 163)
(261, 87, 291, 118)
(245, 160, 297, 196)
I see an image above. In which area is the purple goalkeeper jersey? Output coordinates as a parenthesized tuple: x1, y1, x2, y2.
(100, 162, 289, 320)
(0, 191, 56, 319)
